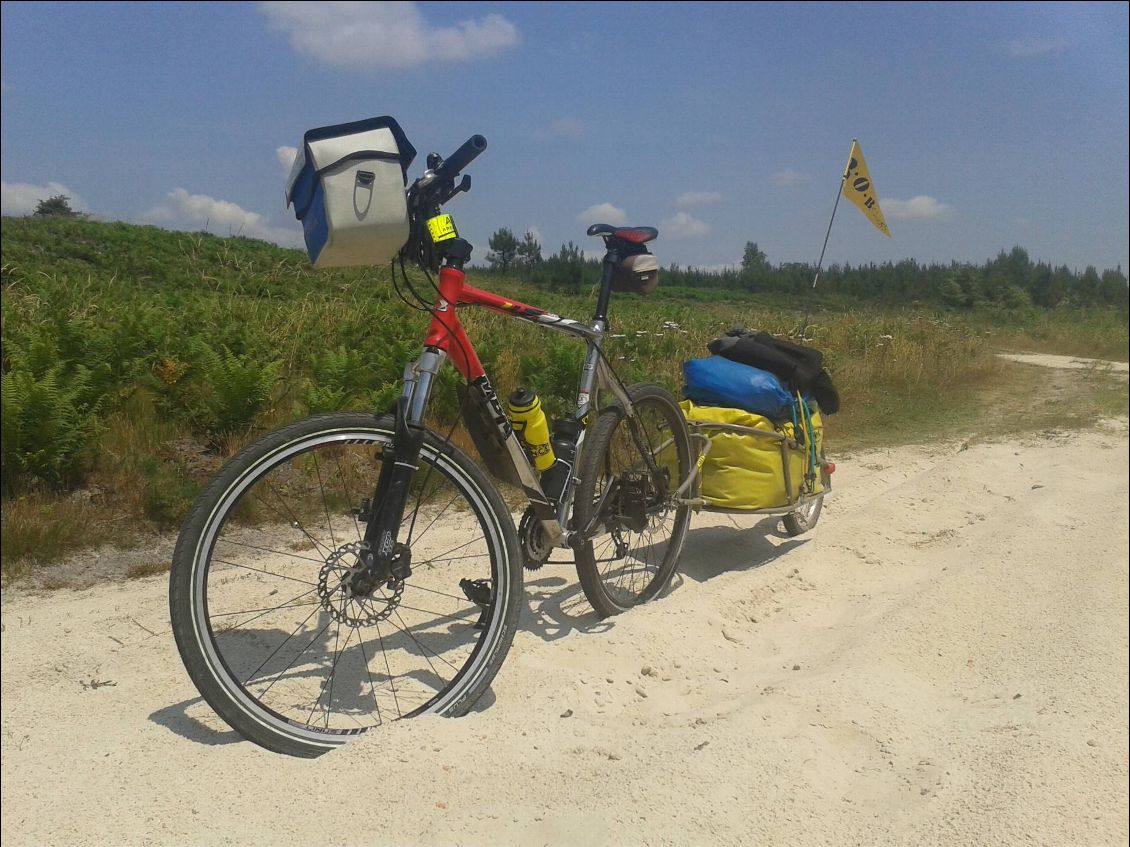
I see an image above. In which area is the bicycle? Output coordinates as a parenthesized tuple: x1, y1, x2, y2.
(169, 131, 694, 757)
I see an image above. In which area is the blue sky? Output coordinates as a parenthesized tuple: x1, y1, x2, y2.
(2, 1, 1127, 273)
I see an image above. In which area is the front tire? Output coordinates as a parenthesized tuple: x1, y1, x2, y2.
(169, 412, 522, 757)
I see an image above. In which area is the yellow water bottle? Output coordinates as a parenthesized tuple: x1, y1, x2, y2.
(507, 387, 556, 472)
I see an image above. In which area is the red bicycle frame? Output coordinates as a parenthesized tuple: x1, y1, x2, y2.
(424, 265, 593, 381)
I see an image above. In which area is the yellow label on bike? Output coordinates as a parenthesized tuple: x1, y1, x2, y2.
(426, 214, 458, 243)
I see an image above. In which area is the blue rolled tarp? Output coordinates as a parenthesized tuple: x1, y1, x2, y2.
(683, 355, 794, 419)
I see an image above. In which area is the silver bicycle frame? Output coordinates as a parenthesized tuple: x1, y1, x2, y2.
(399, 311, 635, 549)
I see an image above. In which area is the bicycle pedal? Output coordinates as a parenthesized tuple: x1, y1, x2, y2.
(459, 578, 494, 630)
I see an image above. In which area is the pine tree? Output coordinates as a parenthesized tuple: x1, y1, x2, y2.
(486, 228, 520, 272)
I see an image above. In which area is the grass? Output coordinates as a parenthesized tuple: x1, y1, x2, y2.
(974, 309, 1129, 363)
(2, 217, 1127, 580)
(0, 493, 122, 578)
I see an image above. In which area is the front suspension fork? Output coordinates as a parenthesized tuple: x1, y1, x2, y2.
(359, 349, 446, 581)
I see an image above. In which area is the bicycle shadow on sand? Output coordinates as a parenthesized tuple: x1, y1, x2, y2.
(519, 564, 615, 645)
(514, 515, 807, 645)
(669, 514, 807, 589)
(151, 520, 808, 746)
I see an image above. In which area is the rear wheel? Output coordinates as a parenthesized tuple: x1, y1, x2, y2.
(782, 459, 830, 536)
(573, 384, 692, 617)
(169, 412, 522, 757)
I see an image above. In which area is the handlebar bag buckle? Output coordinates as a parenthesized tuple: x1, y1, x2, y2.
(285, 116, 416, 269)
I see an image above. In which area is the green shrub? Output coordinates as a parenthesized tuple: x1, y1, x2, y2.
(139, 456, 198, 529)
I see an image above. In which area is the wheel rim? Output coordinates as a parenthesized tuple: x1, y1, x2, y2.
(188, 429, 509, 744)
(793, 497, 818, 525)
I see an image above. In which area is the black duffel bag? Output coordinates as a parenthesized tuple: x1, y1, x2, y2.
(707, 327, 840, 414)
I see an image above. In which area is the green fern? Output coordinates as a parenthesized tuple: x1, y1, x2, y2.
(1, 365, 100, 493)
(188, 341, 281, 438)
(301, 345, 369, 413)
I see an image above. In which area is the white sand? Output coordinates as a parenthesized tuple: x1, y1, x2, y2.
(997, 352, 1129, 373)
(2, 407, 1127, 845)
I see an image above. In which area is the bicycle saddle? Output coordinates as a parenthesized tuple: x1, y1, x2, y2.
(586, 223, 659, 244)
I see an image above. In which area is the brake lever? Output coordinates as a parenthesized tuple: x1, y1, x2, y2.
(437, 175, 471, 206)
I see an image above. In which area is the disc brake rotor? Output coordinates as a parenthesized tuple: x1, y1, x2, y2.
(317, 542, 404, 627)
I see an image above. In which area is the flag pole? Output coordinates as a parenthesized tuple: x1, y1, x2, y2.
(801, 139, 854, 336)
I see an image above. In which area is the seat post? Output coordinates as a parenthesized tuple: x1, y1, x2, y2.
(592, 245, 621, 324)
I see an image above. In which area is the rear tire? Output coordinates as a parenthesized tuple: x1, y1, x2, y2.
(573, 384, 692, 618)
(782, 460, 830, 537)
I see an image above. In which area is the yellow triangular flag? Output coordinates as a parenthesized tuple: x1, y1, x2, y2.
(842, 139, 891, 237)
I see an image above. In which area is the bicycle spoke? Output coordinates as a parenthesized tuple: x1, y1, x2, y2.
(395, 603, 480, 625)
(408, 491, 463, 545)
(389, 610, 462, 676)
(374, 620, 402, 718)
(224, 585, 321, 634)
(254, 616, 334, 701)
(332, 451, 365, 544)
(309, 623, 354, 728)
(311, 452, 338, 551)
(212, 557, 318, 586)
(421, 535, 487, 565)
(210, 599, 321, 619)
(400, 582, 474, 603)
(215, 538, 327, 566)
(356, 629, 384, 726)
(256, 482, 334, 559)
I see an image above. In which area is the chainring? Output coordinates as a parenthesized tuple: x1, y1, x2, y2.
(518, 507, 552, 571)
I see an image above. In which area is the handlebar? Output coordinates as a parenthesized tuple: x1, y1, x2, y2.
(434, 134, 487, 182)
(402, 133, 487, 270)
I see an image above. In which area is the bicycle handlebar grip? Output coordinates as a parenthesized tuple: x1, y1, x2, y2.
(436, 135, 487, 180)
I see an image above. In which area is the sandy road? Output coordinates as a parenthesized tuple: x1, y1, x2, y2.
(1, 364, 1127, 846)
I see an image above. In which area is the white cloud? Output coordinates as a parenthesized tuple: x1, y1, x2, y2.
(660, 211, 708, 239)
(577, 202, 627, 226)
(142, 187, 302, 246)
(1, 180, 88, 216)
(675, 190, 721, 207)
(771, 169, 810, 187)
(276, 145, 299, 173)
(1003, 36, 1070, 57)
(550, 118, 583, 138)
(881, 195, 954, 222)
(260, 1, 519, 69)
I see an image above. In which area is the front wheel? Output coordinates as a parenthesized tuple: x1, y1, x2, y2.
(169, 412, 522, 757)
(573, 383, 693, 618)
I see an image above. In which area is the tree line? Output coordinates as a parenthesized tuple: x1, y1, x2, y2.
(482, 229, 1128, 310)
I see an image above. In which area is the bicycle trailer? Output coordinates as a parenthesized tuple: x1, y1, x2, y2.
(677, 334, 836, 533)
